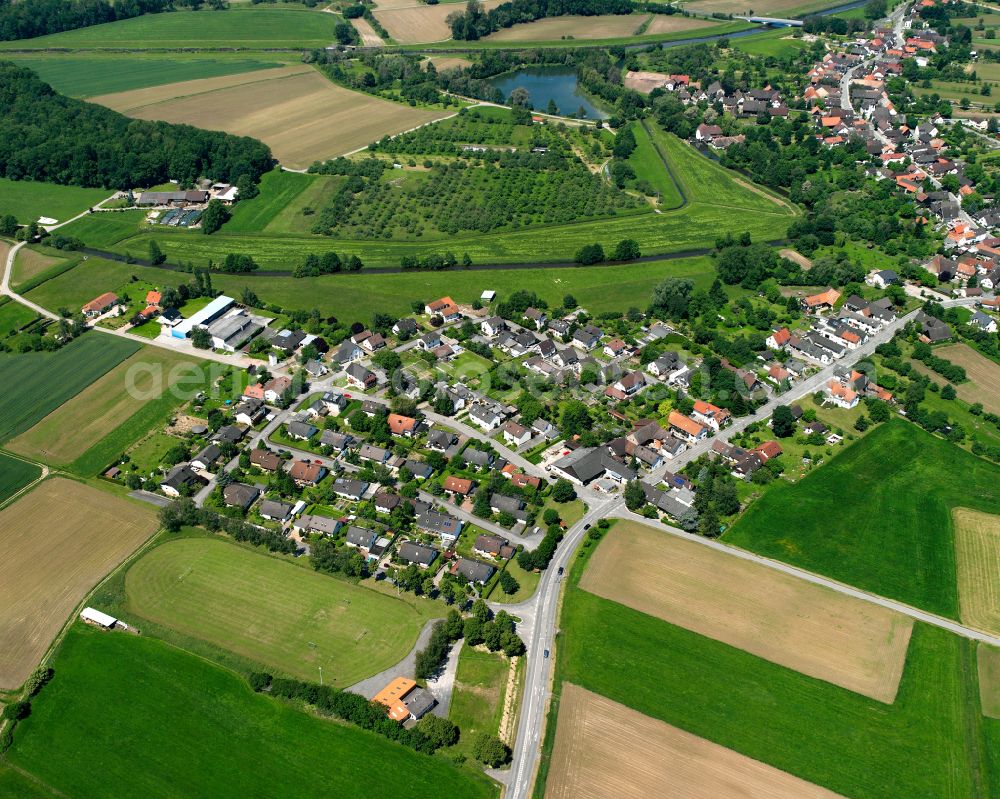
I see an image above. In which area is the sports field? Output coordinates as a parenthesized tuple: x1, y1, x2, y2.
(94, 67, 451, 169)
(7, 624, 495, 799)
(0, 6, 339, 50)
(0, 178, 109, 225)
(0, 452, 41, 505)
(483, 14, 649, 42)
(980, 644, 1000, 719)
(375, 0, 504, 43)
(0, 334, 140, 444)
(7, 55, 289, 98)
(725, 420, 1000, 618)
(0, 479, 155, 690)
(7, 347, 207, 469)
(934, 343, 1000, 414)
(547, 684, 844, 799)
(123, 537, 442, 684)
(581, 521, 912, 701)
(953, 508, 1000, 636)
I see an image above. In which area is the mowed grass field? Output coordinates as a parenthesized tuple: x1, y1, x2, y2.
(10, 245, 71, 289)
(934, 343, 1000, 414)
(8, 55, 290, 98)
(123, 537, 443, 685)
(547, 540, 994, 799)
(24, 255, 175, 313)
(0, 334, 140, 444)
(0, 452, 41, 505)
(725, 420, 1000, 618)
(0, 5, 338, 50)
(953, 508, 1000, 636)
(448, 647, 512, 757)
(627, 122, 683, 208)
(7, 347, 207, 470)
(0, 479, 155, 690)
(547, 684, 845, 799)
(7, 624, 496, 799)
(0, 178, 109, 225)
(0, 297, 38, 337)
(94, 67, 452, 169)
(224, 169, 343, 234)
(681, 0, 845, 15)
(581, 521, 913, 702)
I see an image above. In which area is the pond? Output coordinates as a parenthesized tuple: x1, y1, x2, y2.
(488, 66, 610, 119)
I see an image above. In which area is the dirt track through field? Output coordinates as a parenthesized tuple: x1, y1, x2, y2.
(934, 343, 1000, 414)
(580, 521, 913, 702)
(94, 67, 450, 168)
(953, 508, 1000, 637)
(547, 684, 846, 799)
(0, 479, 155, 689)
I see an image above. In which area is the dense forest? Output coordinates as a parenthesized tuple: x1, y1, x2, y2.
(0, 0, 172, 41)
(448, 0, 634, 40)
(0, 62, 274, 189)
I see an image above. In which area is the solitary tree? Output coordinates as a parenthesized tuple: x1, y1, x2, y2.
(772, 405, 796, 438)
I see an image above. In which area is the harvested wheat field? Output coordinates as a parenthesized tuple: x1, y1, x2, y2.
(94, 67, 449, 167)
(547, 684, 846, 799)
(375, 0, 503, 43)
(484, 14, 647, 41)
(350, 17, 385, 46)
(953, 508, 1000, 636)
(934, 343, 1000, 414)
(0, 479, 155, 689)
(645, 13, 718, 34)
(580, 521, 913, 702)
(979, 644, 1000, 718)
(425, 56, 473, 71)
(624, 69, 669, 93)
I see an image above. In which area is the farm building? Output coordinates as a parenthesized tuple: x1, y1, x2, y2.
(80, 607, 120, 629)
(172, 295, 235, 339)
(81, 292, 119, 318)
(372, 677, 437, 722)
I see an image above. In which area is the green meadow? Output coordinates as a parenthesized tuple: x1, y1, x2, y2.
(0, 178, 110, 225)
(725, 420, 1000, 618)
(6, 55, 289, 98)
(6, 624, 496, 799)
(0, 5, 338, 50)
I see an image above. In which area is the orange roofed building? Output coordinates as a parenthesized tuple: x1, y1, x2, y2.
(802, 288, 841, 311)
(372, 678, 417, 722)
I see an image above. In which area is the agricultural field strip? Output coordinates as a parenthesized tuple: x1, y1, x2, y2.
(934, 343, 1000, 415)
(615, 509, 1000, 648)
(7, 347, 202, 466)
(979, 644, 1000, 718)
(546, 684, 845, 799)
(581, 521, 913, 702)
(90, 65, 314, 113)
(953, 508, 1000, 637)
(0, 479, 155, 690)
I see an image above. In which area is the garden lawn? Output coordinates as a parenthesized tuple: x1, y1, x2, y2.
(0, 178, 109, 225)
(0, 5, 338, 50)
(491, 557, 540, 604)
(0, 334, 140, 443)
(7, 55, 288, 98)
(447, 647, 511, 758)
(123, 537, 443, 684)
(725, 420, 1000, 619)
(7, 623, 496, 799)
(0, 453, 40, 504)
(549, 549, 992, 799)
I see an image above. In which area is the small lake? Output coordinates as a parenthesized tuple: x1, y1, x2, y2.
(488, 66, 610, 119)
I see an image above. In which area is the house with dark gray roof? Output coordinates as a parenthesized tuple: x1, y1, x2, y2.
(332, 477, 368, 500)
(452, 558, 495, 585)
(223, 482, 260, 510)
(259, 498, 293, 521)
(345, 525, 378, 550)
(397, 541, 438, 567)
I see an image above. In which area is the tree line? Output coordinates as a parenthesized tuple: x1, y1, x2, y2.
(0, 0, 171, 41)
(0, 62, 274, 189)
